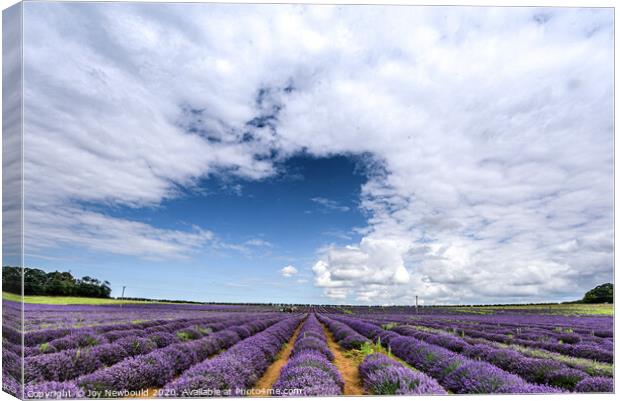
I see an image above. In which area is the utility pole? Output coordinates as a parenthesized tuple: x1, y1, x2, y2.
(120, 286, 126, 308)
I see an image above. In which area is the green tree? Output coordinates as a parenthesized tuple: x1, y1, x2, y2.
(2, 266, 21, 294)
(582, 283, 613, 304)
(76, 276, 111, 298)
(101, 280, 112, 298)
(45, 271, 77, 296)
(3, 266, 112, 298)
(24, 268, 48, 295)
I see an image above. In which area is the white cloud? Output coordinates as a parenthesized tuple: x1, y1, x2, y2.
(310, 197, 350, 212)
(280, 265, 299, 278)
(245, 239, 273, 247)
(24, 207, 214, 260)
(312, 237, 410, 299)
(22, 4, 613, 302)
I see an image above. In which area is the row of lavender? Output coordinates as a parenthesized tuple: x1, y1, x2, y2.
(328, 314, 613, 394)
(390, 325, 610, 391)
(12, 301, 281, 332)
(359, 353, 446, 395)
(160, 315, 304, 397)
(355, 311, 613, 340)
(329, 315, 564, 393)
(409, 315, 614, 354)
(10, 314, 237, 355)
(316, 314, 446, 395)
(273, 314, 343, 395)
(362, 312, 612, 349)
(25, 315, 270, 383)
(14, 312, 294, 398)
(5, 312, 263, 375)
(4, 315, 218, 386)
(361, 314, 613, 364)
(2, 307, 249, 357)
(2, 300, 22, 397)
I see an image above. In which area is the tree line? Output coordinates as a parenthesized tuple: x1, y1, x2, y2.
(2, 266, 112, 298)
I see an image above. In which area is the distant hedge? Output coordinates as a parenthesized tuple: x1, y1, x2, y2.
(2, 266, 111, 298)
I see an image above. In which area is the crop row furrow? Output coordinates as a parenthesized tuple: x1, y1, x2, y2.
(23, 314, 254, 357)
(403, 320, 613, 363)
(329, 315, 564, 394)
(390, 325, 602, 391)
(273, 313, 343, 396)
(159, 314, 304, 398)
(23, 315, 287, 398)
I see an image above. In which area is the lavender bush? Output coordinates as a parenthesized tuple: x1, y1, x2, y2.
(359, 353, 446, 395)
(273, 314, 343, 396)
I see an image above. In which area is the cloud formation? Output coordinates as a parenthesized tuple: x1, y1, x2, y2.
(310, 197, 351, 212)
(245, 239, 273, 248)
(22, 4, 613, 303)
(25, 207, 214, 260)
(280, 265, 299, 278)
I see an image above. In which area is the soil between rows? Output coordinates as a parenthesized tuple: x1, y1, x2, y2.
(249, 318, 306, 396)
(127, 316, 365, 398)
(125, 324, 276, 399)
(321, 323, 364, 395)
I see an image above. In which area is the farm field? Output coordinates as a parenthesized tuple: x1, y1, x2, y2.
(2, 3, 614, 400)
(1, 299, 613, 398)
(443, 303, 614, 316)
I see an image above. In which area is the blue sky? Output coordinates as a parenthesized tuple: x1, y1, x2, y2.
(6, 3, 613, 305)
(25, 155, 369, 303)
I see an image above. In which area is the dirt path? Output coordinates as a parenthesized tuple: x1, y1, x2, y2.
(321, 324, 364, 395)
(250, 319, 305, 397)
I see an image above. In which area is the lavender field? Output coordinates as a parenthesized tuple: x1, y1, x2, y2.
(1, 2, 615, 399)
(2, 300, 613, 399)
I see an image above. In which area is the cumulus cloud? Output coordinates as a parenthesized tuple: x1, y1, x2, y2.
(280, 265, 299, 278)
(312, 238, 411, 300)
(22, 3, 613, 302)
(277, 6, 614, 303)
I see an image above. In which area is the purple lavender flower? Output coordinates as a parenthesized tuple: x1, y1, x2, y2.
(2, 372, 22, 398)
(25, 348, 104, 382)
(269, 314, 345, 397)
(49, 331, 107, 351)
(389, 336, 467, 380)
(282, 350, 344, 388)
(148, 332, 179, 348)
(160, 316, 302, 397)
(273, 366, 342, 396)
(2, 349, 22, 378)
(510, 357, 565, 384)
(571, 344, 613, 363)
(575, 376, 614, 393)
(443, 361, 528, 393)
(114, 336, 157, 356)
(359, 353, 446, 395)
(545, 368, 589, 390)
(292, 337, 333, 360)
